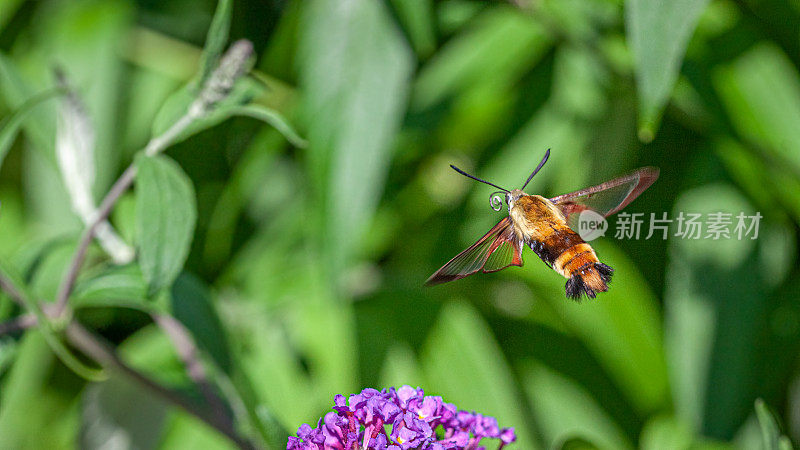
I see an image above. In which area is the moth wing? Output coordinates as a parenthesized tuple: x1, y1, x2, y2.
(425, 217, 523, 286)
(549, 167, 659, 230)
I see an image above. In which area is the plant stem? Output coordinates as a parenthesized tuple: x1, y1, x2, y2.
(53, 165, 137, 315)
(52, 40, 254, 316)
(0, 314, 36, 335)
(0, 266, 105, 379)
(52, 99, 200, 315)
(0, 271, 27, 309)
(65, 321, 256, 450)
(144, 113, 195, 156)
(40, 40, 259, 446)
(153, 313, 233, 429)
(0, 269, 254, 445)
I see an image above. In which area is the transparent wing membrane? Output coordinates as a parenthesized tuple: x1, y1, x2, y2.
(425, 218, 523, 285)
(483, 239, 518, 272)
(550, 167, 659, 231)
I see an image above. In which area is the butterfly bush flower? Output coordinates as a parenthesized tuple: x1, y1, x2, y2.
(287, 385, 516, 450)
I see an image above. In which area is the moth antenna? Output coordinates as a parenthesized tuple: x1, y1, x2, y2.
(520, 148, 550, 191)
(450, 165, 509, 192)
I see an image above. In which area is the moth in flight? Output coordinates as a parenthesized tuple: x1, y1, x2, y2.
(425, 149, 659, 299)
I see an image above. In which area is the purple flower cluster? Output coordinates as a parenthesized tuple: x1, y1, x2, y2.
(287, 386, 516, 450)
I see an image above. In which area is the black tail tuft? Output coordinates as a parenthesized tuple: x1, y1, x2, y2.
(565, 262, 614, 300)
(595, 263, 614, 284)
(565, 275, 595, 300)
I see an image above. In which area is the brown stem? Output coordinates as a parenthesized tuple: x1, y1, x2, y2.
(53, 40, 255, 317)
(152, 314, 232, 429)
(54, 165, 138, 315)
(0, 314, 37, 335)
(45, 40, 261, 448)
(65, 321, 255, 450)
(0, 271, 28, 309)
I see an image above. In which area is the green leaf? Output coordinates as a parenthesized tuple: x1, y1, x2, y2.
(0, 331, 76, 449)
(0, 337, 17, 378)
(55, 1, 133, 191)
(467, 105, 589, 220)
(0, 256, 105, 381)
(170, 273, 288, 448)
(71, 264, 152, 312)
(202, 130, 286, 268)
(170, 273, 232, 374)
(237, 318, 317, 437)
(149, 0, 234, 140)
(539, 0, 618, 42)
(198, 0, 233, 86)
(412, 6, 551, 110)
(27, 238, 75, 301)
(217, 198, 352, 442)
(522, 361, 633, 450)
(258, 0, 302, 81)
(159, 411, 236, 450)
(755, 399, 791, 450)
(151, 75, 262, 140)
(135, 155, 197, 295)
(421, 302, 539, 448)
(558, 437, 602, 450)
(139, 0, 231, 132)
(2, 1, 133, 230)
(437, 0, 484, 34)
(0, 192, 29, 257)
(150, 84, 196, 138)
(639, 415, 693, 450)
(10, 235, 71, 287)
(0, 52, 57, 162)
(713, 43, 800, 173)
(0, 88, 64, 172)
(664, 184, 766, 435)
(299, 0, 414, 276)
(551, 46, 608, 120)
(379, 344, 426, 390)
(0, 0, 24, 30)
(231, 104, 307, 148)
(518, 238, 670, 416)
(229, 365, 291, 449)
(117, 325, 191, 387)
(80, 376, 168, 450)
(625, 0, 711, 139)
(389, 0, 437, 58)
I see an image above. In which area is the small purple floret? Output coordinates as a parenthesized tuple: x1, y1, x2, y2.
(286, 385, 516, 449)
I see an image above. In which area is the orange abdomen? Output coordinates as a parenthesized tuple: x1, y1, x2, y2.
(530, 226, 614, 299)
(511, 195, 614, 299)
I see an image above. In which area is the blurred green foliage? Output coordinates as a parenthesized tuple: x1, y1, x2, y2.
(0, 0, 799, 449)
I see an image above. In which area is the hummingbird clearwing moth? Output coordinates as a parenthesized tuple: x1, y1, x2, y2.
(425, 149, 659, 299)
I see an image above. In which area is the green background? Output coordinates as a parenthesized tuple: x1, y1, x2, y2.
(0, 0, 798, 448)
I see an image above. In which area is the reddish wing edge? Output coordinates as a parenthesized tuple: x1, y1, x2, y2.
(425, 217, 523, 286)
(549, 166, 659, 220)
